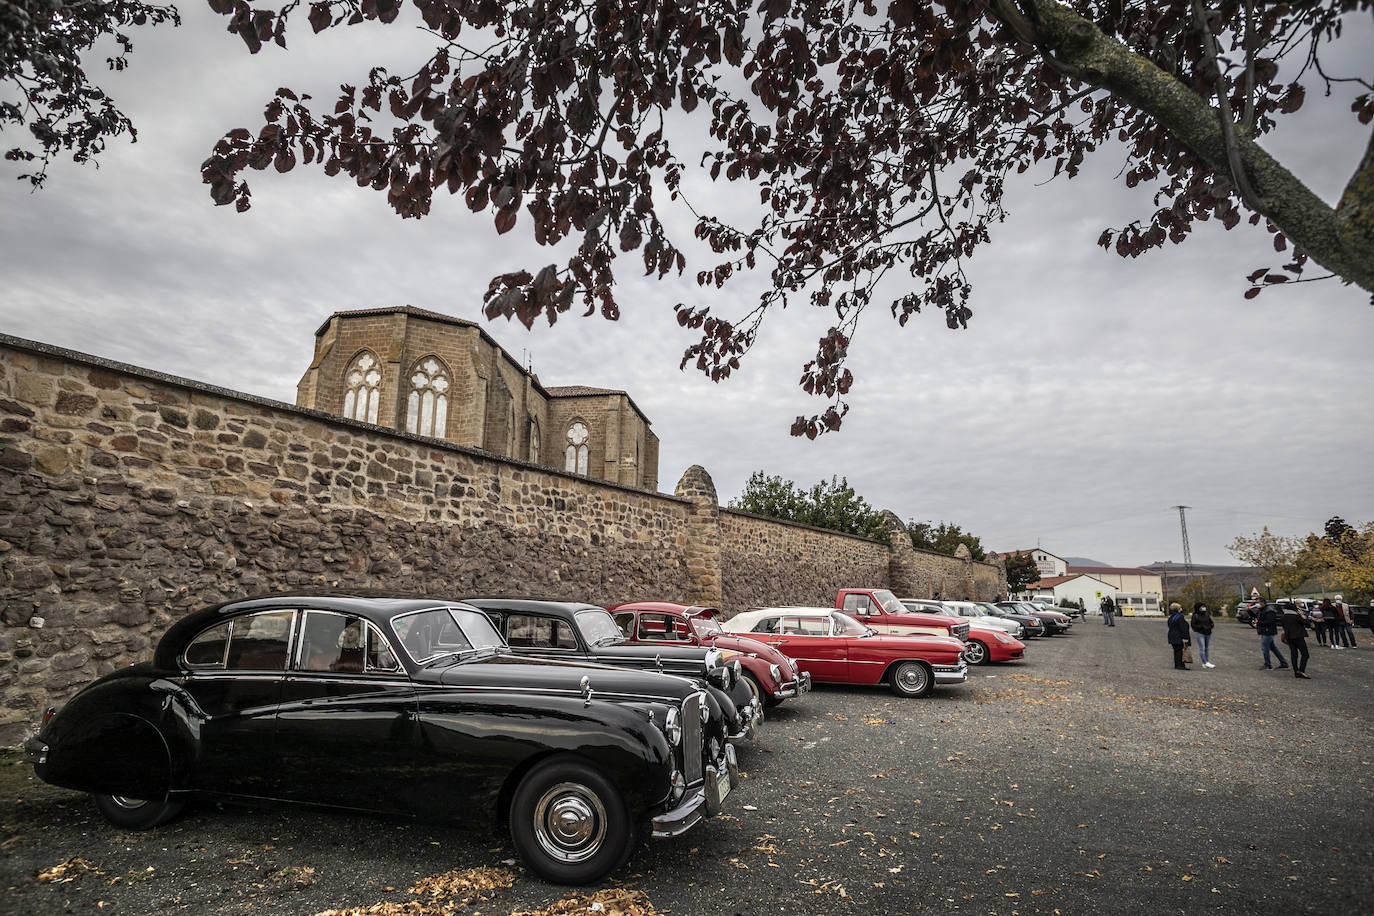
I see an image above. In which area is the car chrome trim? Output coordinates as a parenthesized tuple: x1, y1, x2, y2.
(682, 692, 704, 784)
(23, 737, 48, 765)
(650, 788, 706, 838)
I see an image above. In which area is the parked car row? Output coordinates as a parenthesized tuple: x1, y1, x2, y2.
(24, 587, 1070, 885)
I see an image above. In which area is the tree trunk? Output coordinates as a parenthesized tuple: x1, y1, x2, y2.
(1023, 0, 1374, 294)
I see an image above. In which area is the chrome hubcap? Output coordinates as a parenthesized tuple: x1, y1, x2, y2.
(965, 643, 986, 663)
(533, 783, 606, 863)
(109, 796, 150, 810)
(899, 665, 926, 691)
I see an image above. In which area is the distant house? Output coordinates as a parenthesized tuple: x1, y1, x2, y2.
(997, 552, 1166, 615)
(1067, 565, 1163, 597)
(1021, 573, 1117, 610)
(994, 548, 1069, 578)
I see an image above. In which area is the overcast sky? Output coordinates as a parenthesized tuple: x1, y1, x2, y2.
(3, 8, 1371, 569)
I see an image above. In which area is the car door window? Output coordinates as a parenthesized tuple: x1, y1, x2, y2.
(297, 611, 400, 673)
(797, 616, 828, 636)
(750, 616, 781, 634)
(505, 613, 576, 649)
(637, 613, 690, 641)
(612, 612, 635, 635)
(843, 595, 871, 614)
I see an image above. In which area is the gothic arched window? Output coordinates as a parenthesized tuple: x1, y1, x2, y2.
(564, 421, 589, 475)
(406, 357, 450, 438)
(343, 351, 382, 424)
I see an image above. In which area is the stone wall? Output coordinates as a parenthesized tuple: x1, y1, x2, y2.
(0, 334, 1005, 745)
(719, 511, 891, 610)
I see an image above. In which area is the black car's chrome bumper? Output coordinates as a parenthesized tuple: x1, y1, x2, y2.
(24, 736, 48, 766)
(650, 744, 738, 839)
(729, 700, 764, 741)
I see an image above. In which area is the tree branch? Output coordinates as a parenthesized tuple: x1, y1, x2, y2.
(1191, 0, 1267, 214)
(1027, 0, 1374, 294)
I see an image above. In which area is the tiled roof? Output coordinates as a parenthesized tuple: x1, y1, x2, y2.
(545, 385, 625, 397)
(1067, 566, 1157, 576)
(1029, 576, 1078, 588)
(316, 305, 478, 336)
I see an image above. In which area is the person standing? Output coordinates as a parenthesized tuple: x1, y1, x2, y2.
(1313, 599, 1330, 647)
(1280, 603, 1312, 678)
(1190, 602, 1216, 668)
(1254, 602, 1289, 670)
(1101, 595, 1116, 627)
(1167, 602, 1190, 670)
(1332, 596, 1357, 649)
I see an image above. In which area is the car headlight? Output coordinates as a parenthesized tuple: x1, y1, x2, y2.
(992, 630, 1012, 644)
(664, 708, 682, 746)
(769, 663, 781, 682)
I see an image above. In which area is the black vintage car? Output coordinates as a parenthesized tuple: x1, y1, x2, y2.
(467, 598, 764, 741)
(24, 595, 737, 884)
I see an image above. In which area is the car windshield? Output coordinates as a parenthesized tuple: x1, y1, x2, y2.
(691, 616, 724, 637)
(871, 589, 905, 614)
(392, 606, 507, 665)
(832, 613, 873, 637)
(576, 607, 625, 646)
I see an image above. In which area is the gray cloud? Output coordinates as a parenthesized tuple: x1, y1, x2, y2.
(3, 9, 1371, 571)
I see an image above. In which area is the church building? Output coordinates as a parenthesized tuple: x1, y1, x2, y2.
(295, 306, 659, 489)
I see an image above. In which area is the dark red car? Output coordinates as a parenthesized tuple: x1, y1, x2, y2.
(609, 602, 811, 708)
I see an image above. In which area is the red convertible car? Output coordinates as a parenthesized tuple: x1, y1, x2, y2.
(609, 602, 812, 708)
(721, 607, 967, 698)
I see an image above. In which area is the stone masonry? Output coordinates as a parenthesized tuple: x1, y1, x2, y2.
(0, 334, 1005, 745)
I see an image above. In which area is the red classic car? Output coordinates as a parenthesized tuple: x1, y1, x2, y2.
(721, 607, 967, 698)
(608, 602, 812, 708)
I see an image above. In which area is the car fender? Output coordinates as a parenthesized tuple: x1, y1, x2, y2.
(415, 691, 676, 817)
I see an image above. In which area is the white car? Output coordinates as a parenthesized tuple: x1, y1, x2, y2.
(941, 601, 1024, 640)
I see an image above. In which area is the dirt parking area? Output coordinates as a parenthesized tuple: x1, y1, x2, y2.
(2, 619, 1371, 915)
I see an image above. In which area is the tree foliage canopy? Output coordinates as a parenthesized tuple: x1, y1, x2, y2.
(906, 519, 987, 560)
(7, 0, 1372, 435)
(728, 471, 890, 540)
(2, 0, 180, 187)
(1003, 550, 1040, 591)
(1299, 515, 1374, 596)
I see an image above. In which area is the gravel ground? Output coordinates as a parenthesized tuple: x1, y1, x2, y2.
(2, 618, 1370, 916)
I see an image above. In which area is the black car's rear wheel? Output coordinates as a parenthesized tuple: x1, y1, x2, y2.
(888, 660, 933, 698)
(92, 792, 183, 830)
(510, 756, 634, 884)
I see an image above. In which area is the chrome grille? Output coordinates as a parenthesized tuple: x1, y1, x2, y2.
(682, 692, 704, 784)
(955, 622, 970, 641)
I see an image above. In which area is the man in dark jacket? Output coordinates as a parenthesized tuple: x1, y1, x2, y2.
(1279, 603, 1312, 678)
(1167, 602, 1190, 670)
(1254, 603, 1289, 670)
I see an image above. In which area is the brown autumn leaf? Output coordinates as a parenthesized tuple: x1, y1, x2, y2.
(37, 857, 101, 883)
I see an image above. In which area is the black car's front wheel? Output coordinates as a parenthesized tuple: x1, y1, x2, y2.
(888, 660, 933, 698)
(510, 756, 634, 884)
(92, 792, 184, 830)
